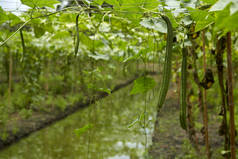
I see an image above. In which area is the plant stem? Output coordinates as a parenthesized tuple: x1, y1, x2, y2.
(226, 32, 236, 159)
(8, 48, 12, 108)
(202, 31, 211, 159)
(215, 37, 229, 159)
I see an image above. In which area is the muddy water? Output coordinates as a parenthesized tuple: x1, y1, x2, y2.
(0, 85, 158, 159)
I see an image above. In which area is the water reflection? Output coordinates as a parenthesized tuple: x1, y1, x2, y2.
(0, 85, 158, 159)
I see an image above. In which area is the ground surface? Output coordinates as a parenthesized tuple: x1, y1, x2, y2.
(149, 89, 225, 159)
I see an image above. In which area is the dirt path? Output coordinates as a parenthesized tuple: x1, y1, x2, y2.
(149, 90, 225, 159)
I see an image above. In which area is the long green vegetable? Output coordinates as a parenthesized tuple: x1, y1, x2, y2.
(74, 14, 80, 56)
(180, 48, 187, 130)
(157, 15, 173, 110)
(20, 29, 26, 59)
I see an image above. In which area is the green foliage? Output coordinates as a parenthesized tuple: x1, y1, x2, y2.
(19, 109, 32, 119)
(140, 17, 167, 33)
(0, 0, 238, 157)
(130, 76, 156, 94)
(210, 0, 238, 14)
(74, 124, 93, 136)
(54, 96, 68, 111)
(0, 7, 8, 25)
(0, 7, 22, 25)
(210, 0, 238, 32)
(21, 0, 60, 8)
(188, 8, 214, 32)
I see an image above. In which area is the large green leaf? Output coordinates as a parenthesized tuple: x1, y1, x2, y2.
(143, 0, 159, 10)
(34, 25, 45, 38)
(140, 17, 167, 33)
(0, 7, 8, 25)
(105, 0, 120, 7)
(188, 8, 214, 32)
(93, 0, 105, 5)
(21, 0, 60, 8)
(130, 76, 156, 94)
(215, 10, 238, 31)
(118, 0, 144, 23)
(210, 0, 238, 15)
(31, 19, 46, 38)
(0, 7, 22, 26)
(201, 0, 216, 4)
(7, 12, 22, 26)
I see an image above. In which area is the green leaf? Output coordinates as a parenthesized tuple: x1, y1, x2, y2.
(88, 53, 110, 60)
(0, 7, 8, 25)
(7, 12, 22, 26)
(140, 17, 167, 33)
(79, 32, 93, 48)
(74, 124, 93, 136)
(98, 88, 111, 94)
(130, 76, 156, 94)
(188, 8, 214, 32)
(210, 0, 231, 11)
(181, 16, 193, 26)
(143, 0, 159, 10)
(51, 30, 71, 40)
(127, 118, 139, 128)
(93, 0, 105, 5)
(201, 0, 216, 4)
(118, 0, 144, 23)
(166, 12, 178, 28)
(215, 11, 238, 31)
(34, 25, 45, 38)
(210, 0, 238, 15)
(105, 0, 120, 8)
(21, 0, 60, 8)
(230, 1, 238, 15)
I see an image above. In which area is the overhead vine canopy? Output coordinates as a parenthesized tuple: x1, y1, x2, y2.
(0, 0, 238, 158)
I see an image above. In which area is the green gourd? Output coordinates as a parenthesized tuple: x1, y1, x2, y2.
(157, 15, 173, 110)
(75, 14, 80, 56)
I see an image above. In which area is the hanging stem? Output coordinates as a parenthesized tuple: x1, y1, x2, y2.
(8, 49, 12, 107)
(226, 32, 236, 159)
(202, 31, 211, 159)
(191, 44, 204, 153)
(215, 37, 229, 159)
(190, 43, 203, 110)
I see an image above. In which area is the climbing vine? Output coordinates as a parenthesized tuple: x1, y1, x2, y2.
(0, 0, 238, 158)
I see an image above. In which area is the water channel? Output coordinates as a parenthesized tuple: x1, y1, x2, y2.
(0, 85, 158, 159)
